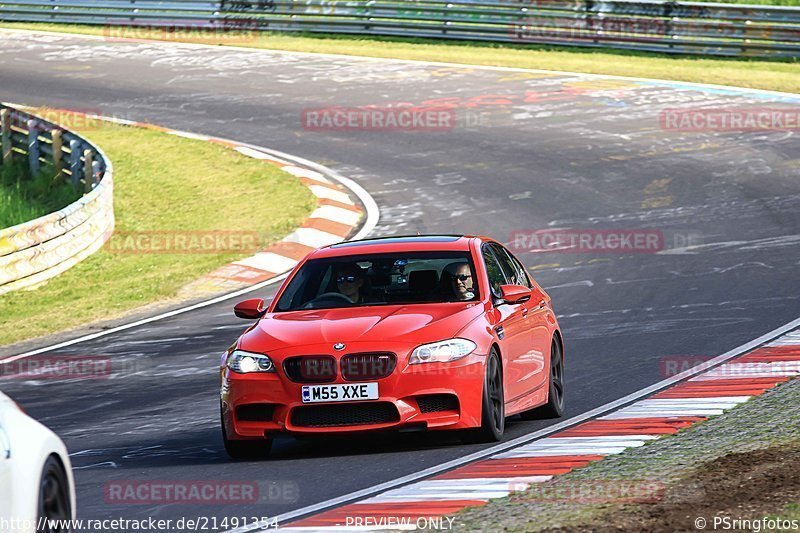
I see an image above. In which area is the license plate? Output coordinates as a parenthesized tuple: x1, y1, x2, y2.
(301, 383, 378, 403)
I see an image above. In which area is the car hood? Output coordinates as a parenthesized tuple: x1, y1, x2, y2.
(241, 303, 485, 352)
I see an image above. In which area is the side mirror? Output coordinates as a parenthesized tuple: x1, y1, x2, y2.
(234, 298, 266, 320)
(499, 285, 532, 304)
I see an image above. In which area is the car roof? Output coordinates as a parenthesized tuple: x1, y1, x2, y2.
(310, 234, 482, 258)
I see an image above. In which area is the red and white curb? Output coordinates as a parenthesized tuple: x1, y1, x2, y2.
(87, 115, 364, 294)
(12, 107, 367, 295)
(276, 329, 800, 531)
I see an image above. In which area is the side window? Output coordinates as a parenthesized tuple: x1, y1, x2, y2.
(489, 243, 523, 287)
(496, 245, 532, 288)
(481, 245, 508, 298)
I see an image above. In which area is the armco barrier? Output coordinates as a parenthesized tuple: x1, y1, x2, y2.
(0, 0, 799, 57)
(0, 104, 114, 295)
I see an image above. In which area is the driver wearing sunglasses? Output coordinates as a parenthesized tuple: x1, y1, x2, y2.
(335, 263, 367, 304)
(444, 262, 475, 301)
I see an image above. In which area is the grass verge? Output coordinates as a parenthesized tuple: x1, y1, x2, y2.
(0, 23, 799, 94)
(453, 376, 800, 531)
(0, 113, 316, 346)
(0, 160, 81, 228)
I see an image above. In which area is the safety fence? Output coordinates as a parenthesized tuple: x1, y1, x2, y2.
(0, 0, 798, 57)
(0, 104, 114, 296)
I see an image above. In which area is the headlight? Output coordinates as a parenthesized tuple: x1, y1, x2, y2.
(409, 339, 477, 364)
(227, 350, 276, 374)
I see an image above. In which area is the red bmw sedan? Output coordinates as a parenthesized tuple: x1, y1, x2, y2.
(219, 235, 564, 459)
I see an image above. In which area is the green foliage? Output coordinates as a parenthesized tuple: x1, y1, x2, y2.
(0, 160, 80, 228)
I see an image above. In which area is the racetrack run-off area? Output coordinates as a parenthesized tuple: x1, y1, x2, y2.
(0, 29, 798, 529)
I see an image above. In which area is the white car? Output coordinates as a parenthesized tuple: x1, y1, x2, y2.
(0, 391, 75, 533)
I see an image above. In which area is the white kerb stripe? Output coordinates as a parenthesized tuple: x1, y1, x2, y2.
(234, 252, 297, 273)
(629, 398, 752, 407)
(284, 228, 343, 248)
(234, 146, 289, 163)
(282, 165, 332, 184)
(362, 476, 553, 503)
(493, 435, 657, 459)
(310, 205, 361, 226)
(309, 185, 354, 204)
(766, 332, 800, 346)
(167, 130, 211, 141)
(689, 362, 800, 380)
(692, 363, 800, 378)
(87, 114, 137, 126)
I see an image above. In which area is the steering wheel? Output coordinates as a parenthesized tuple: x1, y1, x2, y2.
(302, 292, 354, 309)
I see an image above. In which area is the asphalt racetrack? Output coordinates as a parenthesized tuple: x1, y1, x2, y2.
(1, 30, 799, 524)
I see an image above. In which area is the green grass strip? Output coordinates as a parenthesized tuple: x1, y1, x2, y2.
(0, 115, 315, 346)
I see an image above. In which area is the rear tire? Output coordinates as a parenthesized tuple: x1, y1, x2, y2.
(221, 409, 272, 460)
(520, 338, 565, 420)
(462, 349, 505, 443)
(37, 455, 72, 533)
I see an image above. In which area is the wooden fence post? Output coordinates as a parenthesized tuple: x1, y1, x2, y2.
(83, 149, 94, 193)
(1, 109, 11, 166)
(52, 129, 64, 183)
(27, 119, 40, 177)
(69, 139, 82, 188)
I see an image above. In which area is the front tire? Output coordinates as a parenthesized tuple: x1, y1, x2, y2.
(463, 349, 505, 443)
(221, 409, 272, 460)
(521, 338, 565, 420)
(37, 455, 72, 533)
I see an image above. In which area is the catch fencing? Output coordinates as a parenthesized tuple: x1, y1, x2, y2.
(0, 104, 114, 295)
(0, 0, 798, 57)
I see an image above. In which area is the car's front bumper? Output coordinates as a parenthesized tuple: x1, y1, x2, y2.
(221, 348, 486, 439)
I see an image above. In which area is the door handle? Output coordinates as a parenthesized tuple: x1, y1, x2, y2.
(538, 300, 547, 309)
(522, 307, 529, 317)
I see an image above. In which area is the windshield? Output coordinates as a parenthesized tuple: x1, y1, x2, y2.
(275, 252, 480, 311)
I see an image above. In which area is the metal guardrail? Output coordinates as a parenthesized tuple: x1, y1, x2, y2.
(0, 104, 114, 295)
(0, 0, 798, 57)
